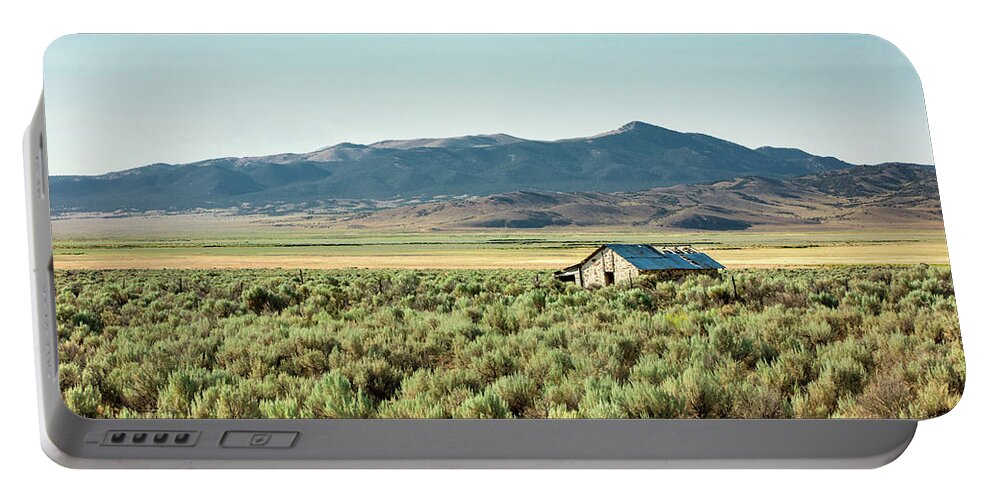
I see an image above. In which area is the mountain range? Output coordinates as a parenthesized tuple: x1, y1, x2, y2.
(50, 121, 862, 215)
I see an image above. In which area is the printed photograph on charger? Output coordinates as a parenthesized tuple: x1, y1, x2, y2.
(43, 34, 963, 419)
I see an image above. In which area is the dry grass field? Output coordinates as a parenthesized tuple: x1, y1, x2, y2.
(53, 240, 950, 270)
(52, 214, 950, 270)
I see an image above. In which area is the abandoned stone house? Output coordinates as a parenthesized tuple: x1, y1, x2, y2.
(554, 244, 724, 288)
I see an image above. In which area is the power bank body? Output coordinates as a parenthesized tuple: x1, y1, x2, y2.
(27, 34, 959, 467)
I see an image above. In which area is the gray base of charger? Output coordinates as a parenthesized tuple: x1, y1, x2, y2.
(24, 98, 917, 469)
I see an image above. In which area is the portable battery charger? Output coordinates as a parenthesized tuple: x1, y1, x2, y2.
(24, 34, 962, 468)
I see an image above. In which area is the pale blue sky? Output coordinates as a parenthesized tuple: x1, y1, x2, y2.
(44, 34, 933, 175)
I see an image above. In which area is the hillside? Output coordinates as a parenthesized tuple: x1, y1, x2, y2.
(338, 164, 943, 230)
(50, 121, 855, 215)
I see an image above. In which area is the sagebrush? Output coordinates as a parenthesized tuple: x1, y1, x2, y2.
(54, 265, 963, 419)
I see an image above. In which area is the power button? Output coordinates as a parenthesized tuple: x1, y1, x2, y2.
(220, 431, 298, 448)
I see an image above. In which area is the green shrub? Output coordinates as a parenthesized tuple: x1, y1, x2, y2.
(792, 376, 837, 418)
(628, 355, 676, 385)
(243, 285, 289, 314)
(215, 384, 262, 418)
(157, 368, 229, 417)
(337, 357, 402, 402)
(810, 291, 839, 308)
(259, 398, 303, 418)
(848, 372, 911, 418)
(617, 382, 684, 418)
(731, 384, 790, 418)
(378, 394, 447, 418)
(909, 378, 960, 419)
(489, 374, 539, 417)
(65, 384, 102, 417)
(453, 391, 512, 419)
(304, 372, 375, 418)
(543, 377, 584, 412)
(577, 378, 625, 419)
(668, 365, 732, 418)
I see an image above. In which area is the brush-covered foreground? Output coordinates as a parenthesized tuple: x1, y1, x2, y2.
(54, 266, 963, 419)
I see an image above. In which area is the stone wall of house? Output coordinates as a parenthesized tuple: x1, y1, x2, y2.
(579, 249, 606, 287)
(579, 248, 642, 287)
(612, 253, 642, 286)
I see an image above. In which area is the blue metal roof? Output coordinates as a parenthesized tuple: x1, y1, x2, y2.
(604, 244, 724, 271)
(677, 251, 725, 270)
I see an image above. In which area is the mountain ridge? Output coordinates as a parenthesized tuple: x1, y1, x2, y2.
(49, 121, 918, 215)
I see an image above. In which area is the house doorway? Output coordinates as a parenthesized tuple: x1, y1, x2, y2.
(604, 271, 615, 285)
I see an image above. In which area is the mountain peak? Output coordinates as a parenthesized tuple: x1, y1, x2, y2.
(580, 120, 670, 141)
(618, 120, 658, 132)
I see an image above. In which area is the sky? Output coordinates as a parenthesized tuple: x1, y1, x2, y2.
(43, 34, 934, 176)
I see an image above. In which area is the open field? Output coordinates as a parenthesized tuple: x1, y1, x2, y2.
(708, 240, 950, 268)
(51, 216, 950, 270)
(55, 266, 963, 419)
(53, 239, 950, 270)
